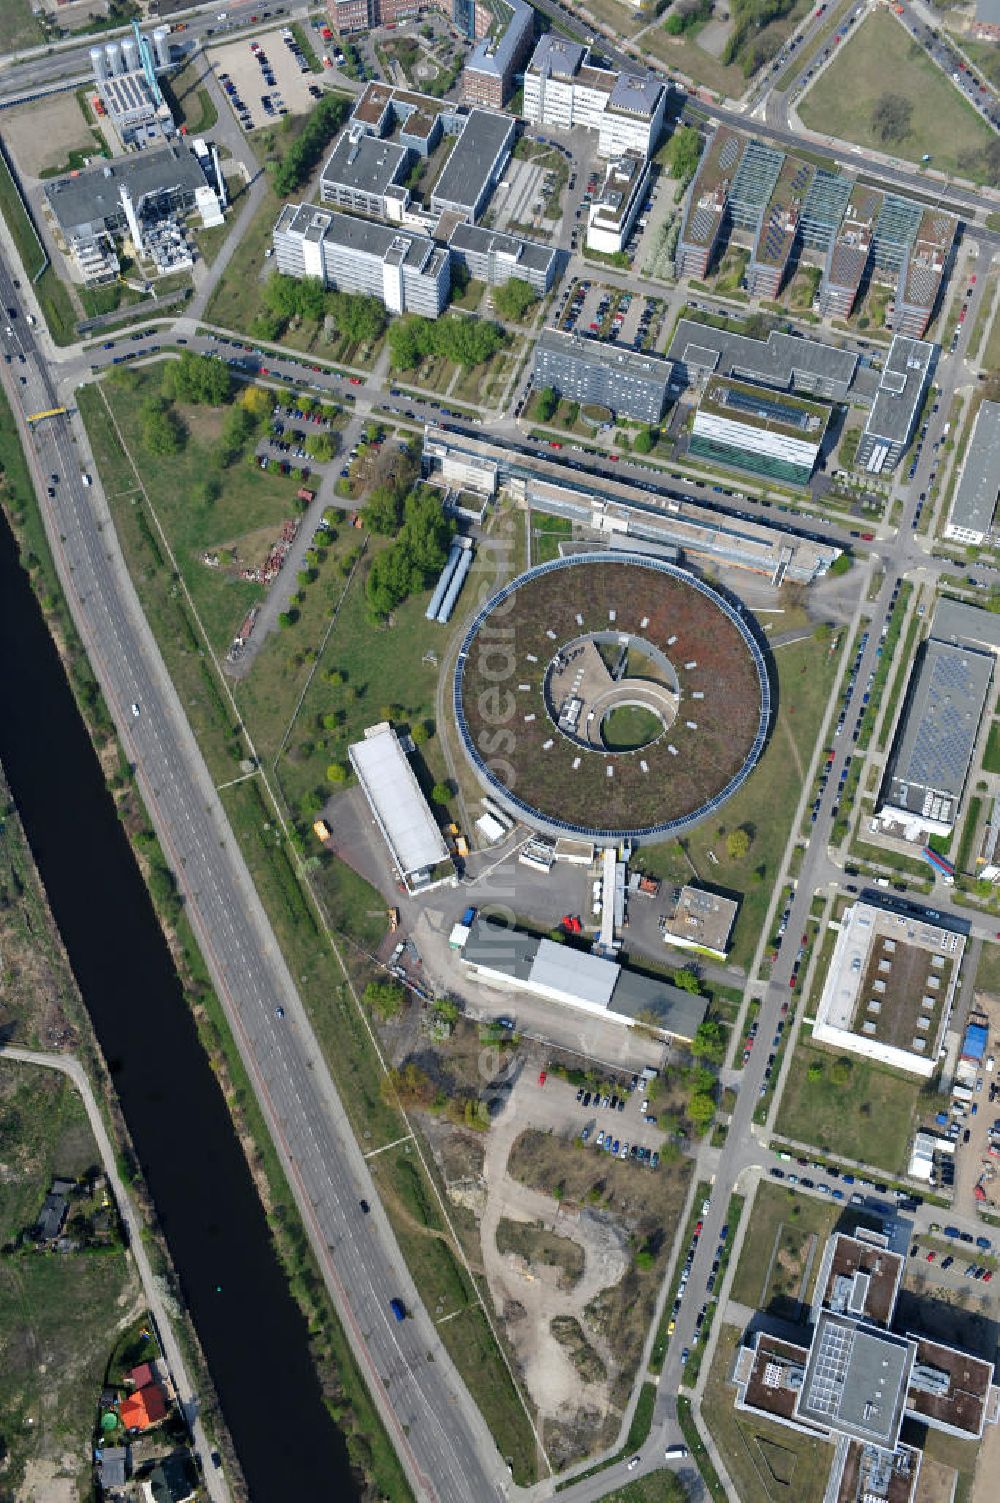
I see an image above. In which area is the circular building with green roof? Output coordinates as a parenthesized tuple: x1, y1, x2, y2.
(454, 554, 770, 844)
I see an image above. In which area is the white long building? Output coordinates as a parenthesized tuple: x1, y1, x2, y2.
(272, 202, 450, 316)
(523, 36, 667, 158)
(347, 723, 451, 892)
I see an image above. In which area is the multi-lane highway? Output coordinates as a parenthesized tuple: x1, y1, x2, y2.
(0, 246, 512, 1503)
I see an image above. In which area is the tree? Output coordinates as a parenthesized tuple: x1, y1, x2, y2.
(327, 290, 387, 345)
(162, 350, 231, 405)
(431, 782, 451, 805)
(326, 761, 348, 783)
(365, 483, 405, 535)
(829, 554, 852, 576)
(411, 721, 431, 745)
(726, 828, 751, 860)
(673, 968, 703, 996)
(830, 1056, 854, 1086)
(241, 384, 272, 420)
(493, 277, 538, 322)
(691, 1018, 725, 1063)
(535, 385, 558, 422)
(663, 122, 702, 185)
(807, 1061, 824, 1083)
(272, 93, 349, 196)
(871, 93, 913, 146)
(305, 431, 335, 463)
(140, 395, 184, 455)
(687, 1091, 716, 1129)
(363, 979, 406, 1021)
(633, 427, 655, 454)
(220, 403, 255, 465)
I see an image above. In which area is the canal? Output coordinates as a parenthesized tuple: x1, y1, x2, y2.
(0, 510, 356, 1499)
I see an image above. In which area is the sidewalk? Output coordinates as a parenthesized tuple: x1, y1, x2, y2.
(0, 1045, 231, 1503)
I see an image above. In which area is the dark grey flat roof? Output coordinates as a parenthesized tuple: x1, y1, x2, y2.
(538, 326, 673, 383)
(932, 596, 1000, 655)
(947, 399, 1000, 537)
(449, 219, 556, 274)
(527, 34, 587, 78)
(44, 143, 206, 232)
(322, 129, 410, 197)
(462, 918, 539, 981)
(889, 638, 992, 811)
(431, 109, 514, 212)
(864, 335, 934, 446)
(608, 968, 707, 1040)
(667, 318, 857, 391)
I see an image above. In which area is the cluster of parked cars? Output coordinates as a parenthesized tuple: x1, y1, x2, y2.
(561, 279, 591, 335)
(668, 1203, 726, 1340)
(282, 26, 311, 74)
(577, 1075, 661, 1165)
(835, 626, 874, 741)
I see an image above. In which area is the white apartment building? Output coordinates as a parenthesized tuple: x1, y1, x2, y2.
(272, 203, 450, 316)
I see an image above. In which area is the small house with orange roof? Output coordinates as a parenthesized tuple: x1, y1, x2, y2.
(119, 1383, 167, 1431)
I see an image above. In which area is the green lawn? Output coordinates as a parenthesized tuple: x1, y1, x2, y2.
(0, 1063, 138, 1500)
(595, 1470, 686, 1503)
(0, 0, 44, 52)
(730, 1180, 840, 1314)
(799, 11, 998, 181)
(0, 150, 77, 343)
(633, 633, 841, 971)
(975, 941, 1000, 996)
(702, 1325, 835, 1503)
(983, 722, 1000, 774)
(774, 1034, 923, 1172)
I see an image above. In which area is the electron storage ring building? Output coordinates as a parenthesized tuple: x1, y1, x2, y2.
(454, 554, 771, 844)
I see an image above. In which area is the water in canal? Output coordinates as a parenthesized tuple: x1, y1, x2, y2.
(0, 511, 357, 1500)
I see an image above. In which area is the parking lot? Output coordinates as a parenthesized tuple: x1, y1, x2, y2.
(209, 26, 322, 131)
(558, 280, 661, 354)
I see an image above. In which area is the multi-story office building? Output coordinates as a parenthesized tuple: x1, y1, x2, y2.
(690, 376, 830, 485)
(462, 0, 534, 107)
(856, 335, 934, 474)
(448, 222, 556, 292)
(943, 400, 1000, 545)
(319, 127, 412, 218)
(429, 108, 515, 221)
(677, 127, 955, 334)
(523, 35, 666, 158)
(272, 203, 450, 315)
(666, 317, 858, 402)
(586, 152, 650, 255)
(533, 327, 672, 423)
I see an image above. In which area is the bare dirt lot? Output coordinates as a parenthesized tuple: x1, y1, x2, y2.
(2, 94, 96, 180)
(425, 1066, 691, 1467)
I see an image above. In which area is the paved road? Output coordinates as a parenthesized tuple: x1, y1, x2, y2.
(0, 246, 511, 1503)
(0, 1044, 231, 1503)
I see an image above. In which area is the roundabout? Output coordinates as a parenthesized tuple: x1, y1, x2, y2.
(454, 554, 771, 843)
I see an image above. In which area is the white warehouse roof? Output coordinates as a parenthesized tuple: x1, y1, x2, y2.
(348, 723, 448, 881)
(530, 940, 619, 1008)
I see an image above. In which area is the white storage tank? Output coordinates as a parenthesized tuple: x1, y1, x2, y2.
(152, 25, 171, 69)
(121, 34, 139, 73)
(104, 41, 123, 76)
(90, 45, 109, 82)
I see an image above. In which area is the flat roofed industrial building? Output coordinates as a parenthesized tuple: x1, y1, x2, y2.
(667, 317, 857, 402)
(460, 917, 707, 1038)
(879, 637, 992, 838)
(931, 595, 1000, 655)
(660, 885, 738, 959)
(272, 203, 450, 316)
(522, 34, 666, 158)
(690, 375, 830, 485)
(812, 899, 965, 1076)
(430, 108, 515, 221)
(44, 143, 209, 245)
(733, 1222, 998, 1502)
(347, 723, 450, 891)
(422, 424, 843, 583)
(533, 326, 672, 423)
(944, 400, 1000, 545)
(462, 0, 535, 107)
(447, 221, 557, 293)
